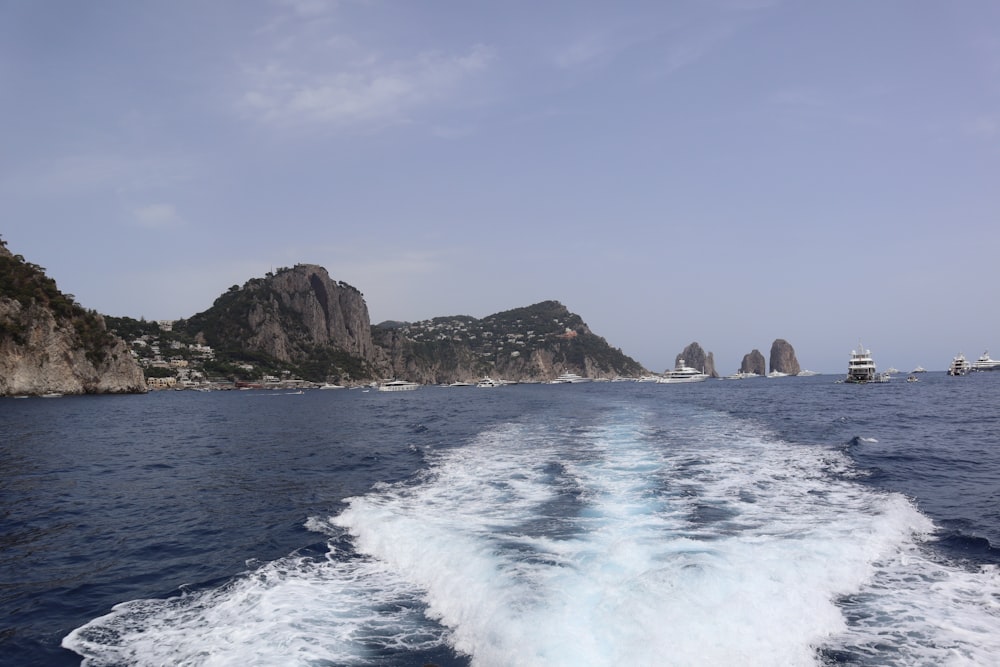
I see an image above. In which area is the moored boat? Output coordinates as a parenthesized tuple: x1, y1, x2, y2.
(549, 373, 591, 384)
(971, 351, 1000, 372)
(378, 379, 420, 392)
(657, 359, 710, 383)
(948, 354, 970, 377)
(845, 341, 889, 384)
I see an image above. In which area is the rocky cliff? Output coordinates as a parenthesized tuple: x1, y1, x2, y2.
(675, 342, 717, 378)
(0, 239, 146, 396)
(178, 264, 377, 380)
(740, 349, 766, 375)
(769, 339, 801, 375)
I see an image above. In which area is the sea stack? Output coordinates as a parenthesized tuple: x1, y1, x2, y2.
(676, 342, 717, 378)
(740, 349, 766, 376)
(769, 339, 801, 375)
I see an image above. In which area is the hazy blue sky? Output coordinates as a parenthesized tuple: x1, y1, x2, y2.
(2, 1, 998, 374)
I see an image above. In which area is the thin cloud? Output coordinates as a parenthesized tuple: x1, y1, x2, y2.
(241, 45, 494, 127)
(0, 153, 195, 198)
(131, 203, 183, 229)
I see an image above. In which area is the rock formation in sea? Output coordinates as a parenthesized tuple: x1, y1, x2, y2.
(675, 342, 717, 378)
(0, 238, 146, 396)
(769, 339, 801, 375)
(740, 349, 766, 376)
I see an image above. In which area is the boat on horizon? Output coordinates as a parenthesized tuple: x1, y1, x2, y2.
(378, 379, 420, 392)
(657, 359, 710, 384)
(549, 372, 592, 384)
(948, 354, 970, 377)
(911, 366, 927, 373)
(971, 351, 1000, 372)
(845, 341, 890, 384)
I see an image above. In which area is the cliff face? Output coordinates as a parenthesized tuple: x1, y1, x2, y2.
(0, 242, 146, 396)
(740, 349, 766, 375)
(675, 342, 717, 378)
(181, 264, 374, 366)
(769, 339, 801, 375)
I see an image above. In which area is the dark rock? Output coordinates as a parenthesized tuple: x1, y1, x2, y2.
(675, 342, 718, 378)
(740, 349, 766, 375)
(769, 339, 801, 375)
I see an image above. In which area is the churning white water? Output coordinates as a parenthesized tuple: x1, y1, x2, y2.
(65, 403, 1000, 665)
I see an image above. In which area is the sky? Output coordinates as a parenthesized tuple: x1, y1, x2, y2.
(1, 0, 998, 374)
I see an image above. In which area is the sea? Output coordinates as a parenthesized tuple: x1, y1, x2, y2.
(3, 372, 1000, 666)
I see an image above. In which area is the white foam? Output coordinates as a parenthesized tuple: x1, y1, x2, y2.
(65, 404, 1000, 666)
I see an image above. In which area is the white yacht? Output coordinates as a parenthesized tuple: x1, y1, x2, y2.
(549, 372, 592, 384)
(657, 359, 710, 383)
(971, 351, 1000, 372)
(797, 370, 819, 377)
(724, 371, 760, 380)
(766, 370, 789, 378)
(378, 379, 420, 392)
(845, 341, 889, 383)
(476, 376, 501, 388)
(948, 354, 970, 377)
(911, 366, 927, 374)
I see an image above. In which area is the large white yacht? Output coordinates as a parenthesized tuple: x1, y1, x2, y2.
(845, 341, 889, 383)
(657, 359, 710, 383)
(970, 351, 1000, 372)
(549, 372, 592, 384)
(948, 354, 971, 376)
(378, 379, 420, 392)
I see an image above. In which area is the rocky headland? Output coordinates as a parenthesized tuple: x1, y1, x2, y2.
(0, 239, 146, 396)
(167, 267, 645, 384)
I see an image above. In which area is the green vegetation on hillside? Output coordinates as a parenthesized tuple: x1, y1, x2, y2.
(0, 235, 116, 364)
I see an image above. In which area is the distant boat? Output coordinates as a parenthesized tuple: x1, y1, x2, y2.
(657, 360, 709, 384)
(970, 351, 1000, 372)
(724, 371, 760, 380)
(845, 341, 889, 384)
(549, 373, 591, 384)
(948, 354, 970, 377)
(906, 375, 919, 382)
(766, 370, 789, 378)
(911, 366, 927, 373)
(318, 383, 345, 390)
(476, 377, 501, 388)
(378, 379, 420, 392)
(796, 370, 819, 377)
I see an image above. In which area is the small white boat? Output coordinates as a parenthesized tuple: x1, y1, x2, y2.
(476, 377, 501, 388)
(766, 370, 789, 378)
(911, 366, 927, 373)
(657, 360, 709, 383)
(378, 379, 420, 392)
(318, 383, 345, 390)
(796, 370, 819, 377)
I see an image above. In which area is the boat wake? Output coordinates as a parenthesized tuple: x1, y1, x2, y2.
(64, 403, 1000, 666)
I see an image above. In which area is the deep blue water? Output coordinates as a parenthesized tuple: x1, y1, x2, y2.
(2, 373, 1000, 666)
